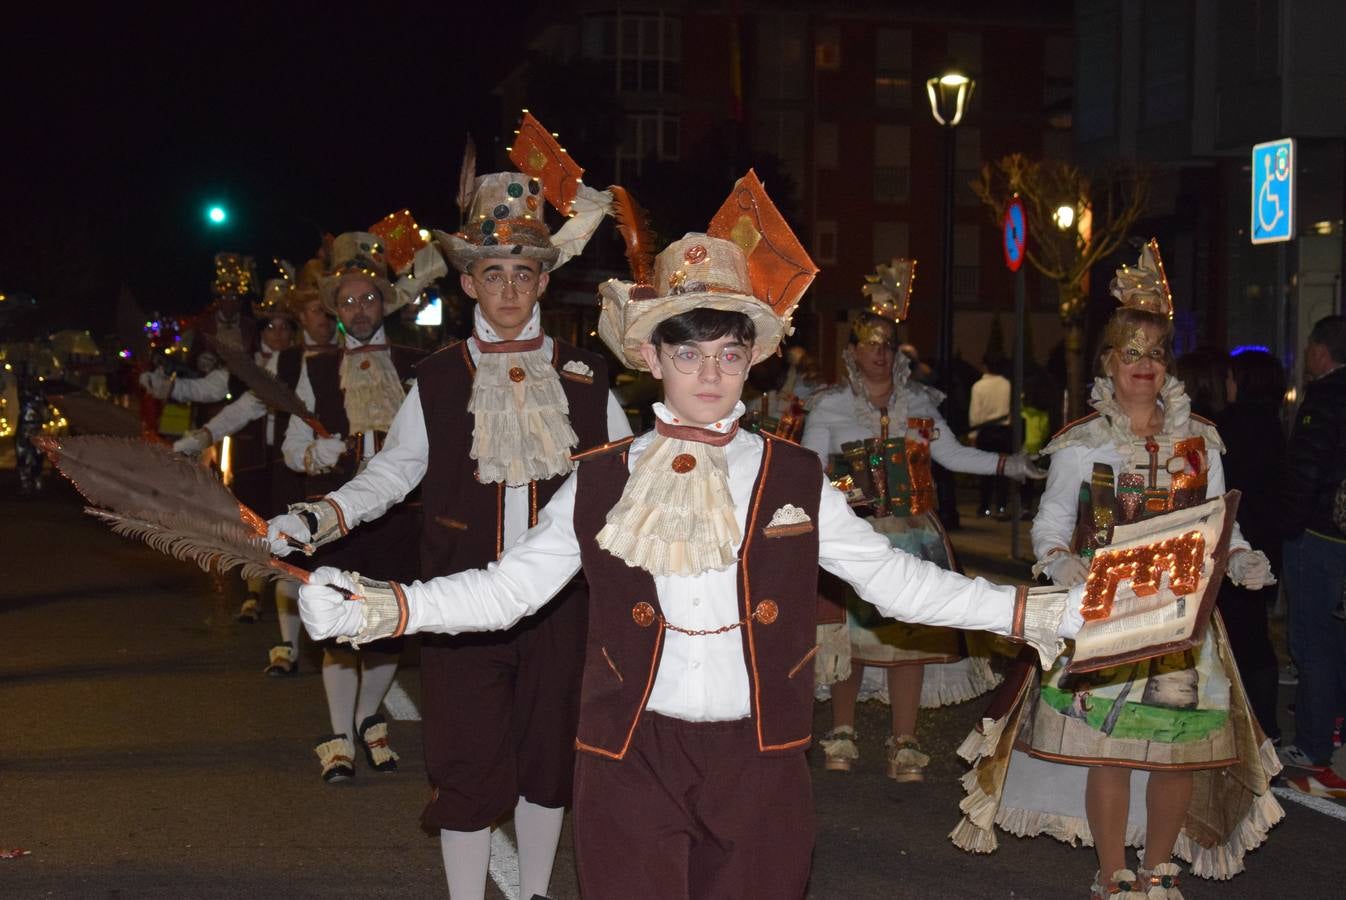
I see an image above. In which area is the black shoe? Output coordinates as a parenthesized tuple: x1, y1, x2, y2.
(357, 714, 400, 772)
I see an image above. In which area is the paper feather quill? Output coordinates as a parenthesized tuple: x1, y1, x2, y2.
(50, 392, 145, 438)
(458, 134, 478, 220)
(204, 335, 332, 438)
(608, 185, 656, 289)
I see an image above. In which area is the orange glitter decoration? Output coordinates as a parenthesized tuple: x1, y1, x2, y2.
(631, 602, 656, 627)
(707, 169, 819, 322)
(1081, 530, 1206, 622)
(671, 453, 697, 473)
(753, 600, 779, 625)
(508, 367, 526, 383)
(508, 111, 583, 216)
(370, 209, 428, 274)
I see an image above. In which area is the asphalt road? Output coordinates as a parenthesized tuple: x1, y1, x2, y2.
(3, 474, 1344, 898)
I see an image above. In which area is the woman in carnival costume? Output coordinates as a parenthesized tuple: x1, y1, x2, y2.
(802, 259, 1044, 781)
(950, 241, 1282, 899)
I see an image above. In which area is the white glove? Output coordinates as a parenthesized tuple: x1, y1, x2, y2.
(1040, 551, 1089, 587)
(298, 567, 364, 641)
(1228, 549, 1275, 590)
(138, 369, 172, 400)
(1059, 583, 1086, 639)
(266, 513, 310, 557)
(814, 620, 852, 685)
(305, 436, 347, 473)
(173, 428, 211, 455)
(1002, 453, 1047, 482)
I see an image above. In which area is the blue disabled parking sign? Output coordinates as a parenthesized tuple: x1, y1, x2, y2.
(1251, 138, 1295, 244)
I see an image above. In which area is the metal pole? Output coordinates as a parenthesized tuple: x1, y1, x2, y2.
(939, 124, 956, 385)
(1010, 265, 1026, 559)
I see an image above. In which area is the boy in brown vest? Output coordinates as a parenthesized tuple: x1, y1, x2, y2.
(296, 181, 1079, 898)
(270, 172, 628, 899)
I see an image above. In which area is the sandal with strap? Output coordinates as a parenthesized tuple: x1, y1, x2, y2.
(885, 734, 929, 783)
(820, 726, 858, 772)
(358, 714, 399, 772)
(1089, 870, 1148, 899)
(315, 734, 354, 783)
(1137, 863, 1183, 900)
(264, 642, 298, 676)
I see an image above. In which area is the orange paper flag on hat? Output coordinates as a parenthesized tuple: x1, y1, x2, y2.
(508, 111, 584, 217)
(370, 209, 428, 275)
(708, 170, 818, 327)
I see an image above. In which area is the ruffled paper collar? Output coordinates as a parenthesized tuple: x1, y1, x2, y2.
(653, 400, 745, 436)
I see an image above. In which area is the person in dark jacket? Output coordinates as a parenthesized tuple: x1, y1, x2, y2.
(1279, 315, 1346, 796)
(1216, 349, 1286, 743)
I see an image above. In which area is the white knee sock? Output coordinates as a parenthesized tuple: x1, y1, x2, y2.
(321, 647, 358, 737)
(440, 827, 491, 900)
(354, 650, 399, 727)
(515, 796, 564, 899)
(274, 580, 302, 647)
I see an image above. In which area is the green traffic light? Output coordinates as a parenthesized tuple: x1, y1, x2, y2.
(207, 205, 227, 225)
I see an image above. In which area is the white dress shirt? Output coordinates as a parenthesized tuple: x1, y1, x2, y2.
(171, 366, 230, 404)
(198, 351, 278, 444)
(317, 309, 630, 547)
(968, 373, 1012, 431)
(398, 403, 1021, 722)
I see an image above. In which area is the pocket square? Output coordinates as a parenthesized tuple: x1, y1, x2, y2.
(763, 503, 814, 537)
(561, 360, 594, 383)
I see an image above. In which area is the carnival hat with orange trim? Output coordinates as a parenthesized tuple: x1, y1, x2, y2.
(1109, 238, 1173, 318)
(434, 172, 559, 274)
(318, 232, 400, 316)
(597, 170, 818, 372)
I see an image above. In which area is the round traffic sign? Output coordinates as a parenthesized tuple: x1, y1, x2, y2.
(1003, 199, 1027, 272)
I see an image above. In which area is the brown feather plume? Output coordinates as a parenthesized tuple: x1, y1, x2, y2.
(458, 134, 478, 220)
(608, 185, 656, 286)
(204, 335, 331, 438)
(88, 508, 306, 584)
(51, 393, 144, 437)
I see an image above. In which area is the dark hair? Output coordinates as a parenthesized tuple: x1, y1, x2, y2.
(1229, 349, 1286, 406)
(1308, 314, 1346, 364)
(650, 308, 756, 348)
(1174, 346, 1229, 418)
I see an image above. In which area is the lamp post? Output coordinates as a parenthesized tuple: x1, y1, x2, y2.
(926, 71, 975, 386)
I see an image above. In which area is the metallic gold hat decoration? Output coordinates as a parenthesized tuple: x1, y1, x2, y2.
(212, 253, 257, 298)
(1109, 238, 1173, 318)
(598, 170, 817, 372)
(253, 259, 297, 321)
(861, 258, 916, 324)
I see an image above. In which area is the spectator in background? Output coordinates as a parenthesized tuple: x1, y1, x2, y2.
(1175, 345, 1229, 420)
(968, 354, 1012, 518)
(1279, 315, 1346, 799)
(1216, 349, 1286, 744)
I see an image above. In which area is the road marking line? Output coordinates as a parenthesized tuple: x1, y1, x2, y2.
(1272, 785, 1346, 823)
(382, 680, 420, 721)
(489, 827, 520, 900)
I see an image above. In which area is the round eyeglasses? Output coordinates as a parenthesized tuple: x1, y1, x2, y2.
(477, 270, 539, 295)
(338, 291, 381, 310)
(664, 345, 750, 377)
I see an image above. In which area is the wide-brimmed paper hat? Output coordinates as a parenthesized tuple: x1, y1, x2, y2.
(318, 232, 400, 316)
(252, 260, 298, 321)
(861, 258, 916, 324)
(212, 252, 256, 298)
(1109, 238, 1173, 318)
(434, 172, 560, 274)
(598, 170, 817, 371)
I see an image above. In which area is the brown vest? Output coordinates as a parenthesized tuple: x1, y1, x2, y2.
(415, 339, 612, 580)
(571, 432, 824, 760)
(303, 344, 424, 497)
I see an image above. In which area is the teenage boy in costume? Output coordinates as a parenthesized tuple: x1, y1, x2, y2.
(295, 179, 1082, 899)
(270, 170, 627, 899)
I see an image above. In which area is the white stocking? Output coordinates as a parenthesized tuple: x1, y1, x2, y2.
(274, 580, 302, 647)
(515, 796, 564, 899)
(355, 650, 399, 726)
(321, 647, 358, 737)
(440, 827, 490, 900)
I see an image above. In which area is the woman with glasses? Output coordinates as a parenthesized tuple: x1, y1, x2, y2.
(952, 242, 1281, 899)
(802, 301, 1042, 785)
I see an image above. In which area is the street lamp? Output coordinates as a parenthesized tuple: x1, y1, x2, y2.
(1053, 204, 1075, 231)
(206, 204, 228, 226)
(926, 70, 975, 385)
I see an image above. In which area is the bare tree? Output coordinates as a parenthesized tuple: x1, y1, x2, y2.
(972, 154, 1149, 417)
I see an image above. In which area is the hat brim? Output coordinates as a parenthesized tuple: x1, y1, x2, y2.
(597, 280, 786, 372)
(434, 230, 560, 274)
(318, 271, 403, 316)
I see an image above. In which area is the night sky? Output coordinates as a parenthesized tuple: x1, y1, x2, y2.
(5, 5, 527, 335)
